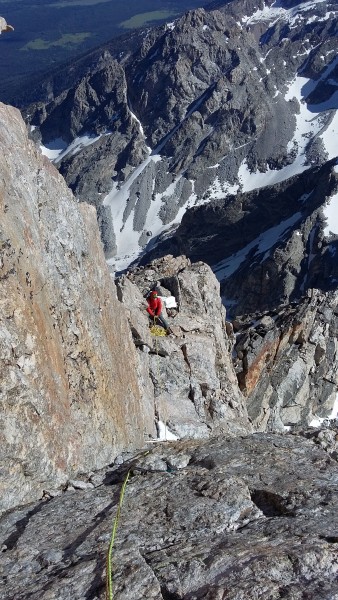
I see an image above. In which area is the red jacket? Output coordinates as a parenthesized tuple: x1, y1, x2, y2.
(146, 296, 163, 317)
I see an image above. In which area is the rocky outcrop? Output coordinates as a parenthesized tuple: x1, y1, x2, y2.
(0, 101, 254, 515)
(232, 289, 338, 430)
(0, 102, 155, 514)
(116, 255, 251, 439)
(1, 428, 337, 599)
(116, 254, 338, 435)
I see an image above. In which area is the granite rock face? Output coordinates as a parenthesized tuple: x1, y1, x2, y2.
(0, 101, 254, 516)
(0, 103, 155, 514)
(1, 429, 337, 599)
(116, 255, 251, 440)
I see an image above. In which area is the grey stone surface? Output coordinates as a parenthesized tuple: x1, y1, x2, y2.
(117, 255, 252, 439)
(1, 430, 337, 600)
(0, 102, 154, 515)
(232, 289, 338, 431)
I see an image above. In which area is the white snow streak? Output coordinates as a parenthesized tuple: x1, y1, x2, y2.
(213, 212, 302, 280)
(40, 132, 107, 162)
(40, 137, 67, 160)
(104, 153, 162, 271)
(242, 0, 333, 27)
(323, 192, 338, 237)
(128, 103, 151, 153)
(321, 111, 338, 158)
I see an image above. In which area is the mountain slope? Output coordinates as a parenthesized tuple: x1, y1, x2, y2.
(145, 158, 338, 313)
(22, 0, 337, 273)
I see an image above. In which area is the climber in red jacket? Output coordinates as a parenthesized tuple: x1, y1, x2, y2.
(146, 290, 170, 332)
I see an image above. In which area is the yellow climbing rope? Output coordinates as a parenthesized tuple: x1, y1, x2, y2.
(106, 451, 150, 599)
(105, 312, 172, 597)
(149, 315, 167, 337)
(150, 324, 167, 336)
(106, 470, 130, 600)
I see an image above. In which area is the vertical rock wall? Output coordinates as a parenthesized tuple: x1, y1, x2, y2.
(0, 103, 154, 514)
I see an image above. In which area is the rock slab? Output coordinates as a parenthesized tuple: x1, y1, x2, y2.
(1, 429, 337, 599)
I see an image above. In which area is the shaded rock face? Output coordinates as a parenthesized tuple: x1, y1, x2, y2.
(1, 429, 337, 599)
(116, 255, 251, 440)
(0, 103, 155, 514)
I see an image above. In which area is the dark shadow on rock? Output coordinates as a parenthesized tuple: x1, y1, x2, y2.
(2, 499, 51, 551)
(85, 554, 106, 600)
(250, 489, 295, 517)
(62, 498, 116, 562)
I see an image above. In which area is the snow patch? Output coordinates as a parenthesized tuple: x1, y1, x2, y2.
(323, 192, 338, 237)
(40, 137, 68, 160)
(129, 103, 151, 154)
(157, 421, 178, 441)
(242, 0, 334, 28)
(207, 177, 239, 200)
(40, 132, 108, 162)
(320, 110, 338, 159)
(238, 159, 309, 192)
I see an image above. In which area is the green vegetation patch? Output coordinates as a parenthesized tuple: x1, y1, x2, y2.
(21, 32, 92, 51)
(119, 10, 176, 29)
(50, 0, 113, 7)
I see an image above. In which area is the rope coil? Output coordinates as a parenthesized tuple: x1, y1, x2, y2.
(150, 324, 167, 336)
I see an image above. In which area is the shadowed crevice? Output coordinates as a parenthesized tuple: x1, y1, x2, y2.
(250, 489, 295, 517)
